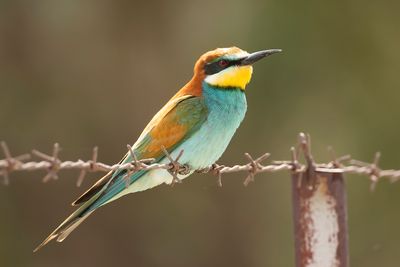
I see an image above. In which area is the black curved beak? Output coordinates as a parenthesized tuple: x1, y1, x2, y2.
(240, 49, 282, 65)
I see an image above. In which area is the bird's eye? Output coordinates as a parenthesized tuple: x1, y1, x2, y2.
(218, 60, 229, 67)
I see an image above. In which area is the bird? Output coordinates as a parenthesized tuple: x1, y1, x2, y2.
(34, 46, 281, 252)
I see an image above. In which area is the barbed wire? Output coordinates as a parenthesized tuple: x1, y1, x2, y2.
(1, 133, 399, 190)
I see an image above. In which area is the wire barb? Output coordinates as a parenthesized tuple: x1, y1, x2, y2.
(298, 132, 317, 188)
(327, 146, 352, 169)
(123, 144, 146, 188)
(0, 141, 30, 185)
(32, 143, 62, 183)
(76, 146, 100, 187)
(211, 164, 225, 187)
(369, 152, 381, 191)
(243, 153, 270, 186)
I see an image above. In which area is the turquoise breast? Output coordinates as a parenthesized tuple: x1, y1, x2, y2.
(176, 82, 247, 169)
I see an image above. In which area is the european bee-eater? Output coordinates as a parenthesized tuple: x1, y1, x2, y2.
(34, 46, 281, 252)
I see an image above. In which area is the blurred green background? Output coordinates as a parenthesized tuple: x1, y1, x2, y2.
(1, 0, 400, 266)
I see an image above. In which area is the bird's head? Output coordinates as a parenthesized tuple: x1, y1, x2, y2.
(193, 47, 281, 90)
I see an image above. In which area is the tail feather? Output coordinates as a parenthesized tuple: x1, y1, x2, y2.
(34, 157, 141, 252)
(56, 212, 92, 242)
(33, 210, 92, 252)
(33, 183, 107, 252)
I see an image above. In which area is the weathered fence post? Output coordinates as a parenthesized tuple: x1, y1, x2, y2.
(291, 134, 349, 267)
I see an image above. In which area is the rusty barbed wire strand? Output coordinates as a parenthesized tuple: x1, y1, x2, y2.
(0, 136, 400, 189)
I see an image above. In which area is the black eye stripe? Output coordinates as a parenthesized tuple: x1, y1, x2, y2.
(204, 59, 242, 75)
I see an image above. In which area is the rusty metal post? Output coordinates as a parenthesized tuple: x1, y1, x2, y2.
(291, 134, 349, 267)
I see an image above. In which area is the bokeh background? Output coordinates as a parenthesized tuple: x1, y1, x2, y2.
(1, 0, 400, 266)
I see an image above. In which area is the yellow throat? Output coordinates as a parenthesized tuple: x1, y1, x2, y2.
(205, 65, 253, 90)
